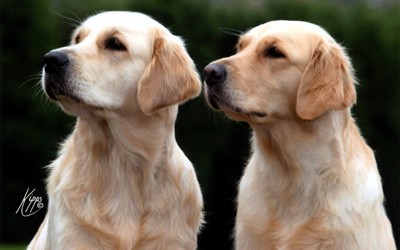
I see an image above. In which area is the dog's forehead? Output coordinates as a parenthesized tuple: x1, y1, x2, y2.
(79, 11, 163, 35)
(244, 20, 333, 43)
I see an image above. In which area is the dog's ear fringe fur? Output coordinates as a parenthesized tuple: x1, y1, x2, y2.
(296, 40, 357, 120)
(137, 33, 201, 116)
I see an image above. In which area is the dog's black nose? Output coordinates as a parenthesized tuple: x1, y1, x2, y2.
(44, 51, 69, 73)
(204, 63, 227, 86)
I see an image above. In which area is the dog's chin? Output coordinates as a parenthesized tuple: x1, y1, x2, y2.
(222, 106, 268, 124)
(207, 94, 267, 123)
(54, 96, 97, 119)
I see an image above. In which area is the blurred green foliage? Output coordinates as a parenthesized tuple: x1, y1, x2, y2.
(0, 244, 26, 250)
(1, 0, 399, 249)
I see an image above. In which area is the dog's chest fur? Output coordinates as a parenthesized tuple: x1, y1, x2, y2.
(45, 120, 200, 249)
(236, 116, 393, 249)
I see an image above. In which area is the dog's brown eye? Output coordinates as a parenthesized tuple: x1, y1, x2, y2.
(105, 37, 126, 51)
(74, 35, 81, 44)
(265, 46, 285, 58)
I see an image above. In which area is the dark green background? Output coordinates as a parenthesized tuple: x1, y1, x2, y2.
(1, 0, 399, 249)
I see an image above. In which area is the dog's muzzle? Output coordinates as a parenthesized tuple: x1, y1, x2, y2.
(43, 51, 70, 100)
(203, 63, 267, 119)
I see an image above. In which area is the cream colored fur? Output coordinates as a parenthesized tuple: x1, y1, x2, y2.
(204, 20, 395, 250)
(28, 11, 203, 249)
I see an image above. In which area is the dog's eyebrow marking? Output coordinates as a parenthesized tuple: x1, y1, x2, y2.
(101, 29, 123, 40)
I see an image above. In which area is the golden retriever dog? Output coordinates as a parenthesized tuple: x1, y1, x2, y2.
(28, 11, 203, 249)
(204, 21, 395, 249)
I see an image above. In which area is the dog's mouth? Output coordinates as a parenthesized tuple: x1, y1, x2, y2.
(44, 75, 84, 104)
(207, 91, 267, 119)
(43, 75, 105, 115)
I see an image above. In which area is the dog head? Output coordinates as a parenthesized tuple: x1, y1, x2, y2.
(42, 11, 201, 118)
(204, 21, 356, 123)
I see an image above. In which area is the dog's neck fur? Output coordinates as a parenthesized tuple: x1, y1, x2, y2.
(241, 109, 393, 249)
(50, 106, 178, 187)
(252, 109, 350, 172)
(78, 107, 177, 166)
(46, 107, 180, 241)
(249, 109, 377, 204)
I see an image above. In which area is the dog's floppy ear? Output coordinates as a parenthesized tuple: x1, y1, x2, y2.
(137, 33, 201, 115)
(296, 40, 357, 120)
